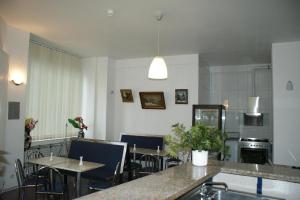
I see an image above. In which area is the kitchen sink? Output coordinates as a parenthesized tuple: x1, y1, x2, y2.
(178, 182, 284, 200)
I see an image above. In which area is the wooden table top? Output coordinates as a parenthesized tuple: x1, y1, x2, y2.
(129, 147, 168, 157)
(29, 156, 105, 173)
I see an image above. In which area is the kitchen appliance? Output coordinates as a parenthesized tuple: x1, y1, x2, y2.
(192, 105, 225, 131)
(246, 97, 261, 116)
(244, 97, 264, 126)
(239, 138, 271, 165)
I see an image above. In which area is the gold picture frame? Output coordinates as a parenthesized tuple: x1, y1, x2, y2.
(120, 89, 134, 102)
(139, 92, 166, 109)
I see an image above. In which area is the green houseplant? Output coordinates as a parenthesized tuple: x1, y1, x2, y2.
(165, 123, 228, 166)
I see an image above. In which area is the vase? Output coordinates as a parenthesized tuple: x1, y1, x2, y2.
(192, 150, 208, 166)
(24, 130, 32, 150)
(78, 130, 85, 138)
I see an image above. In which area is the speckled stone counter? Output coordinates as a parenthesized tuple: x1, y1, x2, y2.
(220, 161, 300, 183)
(76, 160, 300, 200)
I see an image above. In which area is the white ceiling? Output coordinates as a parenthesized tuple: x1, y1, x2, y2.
(0, 0, 300, 66)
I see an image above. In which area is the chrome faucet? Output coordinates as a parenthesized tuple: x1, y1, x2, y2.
(201, 181, 228, 192)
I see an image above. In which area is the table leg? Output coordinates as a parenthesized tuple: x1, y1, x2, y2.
(49, 168, 53, 190)
(158, 155, 161, 171)
(76, 172, 81, 197)
(133, 152, 136, 177)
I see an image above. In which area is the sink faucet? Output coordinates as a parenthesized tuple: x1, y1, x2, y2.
(201, 182, 228, 192)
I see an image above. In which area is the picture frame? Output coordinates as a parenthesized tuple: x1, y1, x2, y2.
(175, 89, 188, 104)
(120, 89, 134, 102)
(139, 92, 166, 109)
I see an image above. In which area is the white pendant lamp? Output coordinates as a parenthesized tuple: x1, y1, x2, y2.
(148, 12, 168, 80)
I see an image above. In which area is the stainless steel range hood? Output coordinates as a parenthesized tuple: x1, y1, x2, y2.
(246, 96, 261, 116)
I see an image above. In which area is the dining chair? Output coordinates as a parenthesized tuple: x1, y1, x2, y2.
(15, 159, 42, 200)
(165, 157, 183, 168)
(120, 134, 163, 179)
(88, 162, 121, 191)
(25, 149, 44, 175)
(122, 145, 142, 181)
(138, 155, 159, 177)
(35, 166, 67, 200)
(67, 140, 127, 194)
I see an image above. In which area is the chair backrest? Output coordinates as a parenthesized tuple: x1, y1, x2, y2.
(15, 159, 25, 187)
(35, 166, 64, 194)
(68, 139, 127, 174)
(25, 149, 44, 174)
(120, 134, 164, 150)
(139, 155, 159, 174)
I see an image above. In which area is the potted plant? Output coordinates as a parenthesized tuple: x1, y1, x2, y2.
(165, 123, 227, 166)
(24, 118, 38, 150)
(68, 116, 88, 138)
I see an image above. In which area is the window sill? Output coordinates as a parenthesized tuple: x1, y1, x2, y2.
(31, 136, 76, 147)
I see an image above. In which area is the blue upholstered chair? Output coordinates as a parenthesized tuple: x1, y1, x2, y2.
(120, 134, 164, 150)
(120, 134, 164, 179)
(68, 139, 127, 191)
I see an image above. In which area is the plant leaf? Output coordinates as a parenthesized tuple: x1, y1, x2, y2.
(68, 118, 80, 129)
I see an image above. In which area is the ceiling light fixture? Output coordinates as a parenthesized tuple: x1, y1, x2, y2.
(106, 9, 114, 17)
(148, 11, 168, 80)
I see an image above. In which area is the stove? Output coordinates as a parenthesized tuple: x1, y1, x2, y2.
(239, 138, 271, 165)
(240, 138, 269, 142)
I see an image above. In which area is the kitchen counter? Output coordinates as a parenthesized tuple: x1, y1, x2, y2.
(76, 160, 300, 200)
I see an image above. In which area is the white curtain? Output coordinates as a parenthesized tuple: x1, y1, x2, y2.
(26, 42, 82, 140)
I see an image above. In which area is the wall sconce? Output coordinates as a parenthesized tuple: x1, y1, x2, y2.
(11, 72, 24, 86)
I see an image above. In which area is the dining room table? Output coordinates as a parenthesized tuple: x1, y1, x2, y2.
(28, 156, 105, 197)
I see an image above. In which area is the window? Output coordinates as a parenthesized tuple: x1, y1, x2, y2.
(26, 42, 82, 140)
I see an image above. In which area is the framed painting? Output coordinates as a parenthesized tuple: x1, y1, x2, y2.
(120, 89, 134, 102)
(175, 89, 188, 104)
(139, 92, 166, 109)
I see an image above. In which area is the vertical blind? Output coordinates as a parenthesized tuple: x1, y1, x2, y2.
(26, 42, 82, 140)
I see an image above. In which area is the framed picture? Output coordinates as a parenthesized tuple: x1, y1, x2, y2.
(175, 89, 188, 104)
(139, 92, 166, 109)
(120, 89, 134, 102)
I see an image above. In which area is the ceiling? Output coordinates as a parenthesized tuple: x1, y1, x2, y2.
(1, 0, 300, 66)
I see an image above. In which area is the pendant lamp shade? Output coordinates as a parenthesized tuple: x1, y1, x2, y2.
(148, 56, 168, 79)
(148, 11, 167, 80)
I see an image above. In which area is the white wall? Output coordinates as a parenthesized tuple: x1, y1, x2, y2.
(0, 19, 30, 189)
(106, 58, 116, 141)
(0, 17, 6, 50)
(81, 57, 109, 140)
(0, 49, 8, 152)
(81, 57, 97, 138)
(272, 41, 300, 166)
(198, 58, 210, 104)
(107, 54, 199, 141)
(209, 64, 273, 140)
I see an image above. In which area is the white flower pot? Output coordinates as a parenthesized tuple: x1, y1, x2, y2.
(192, 150, 208, 166)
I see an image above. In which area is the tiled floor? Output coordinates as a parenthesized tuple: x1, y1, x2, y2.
(0, 177, 94, 200)
(0, 173, 132, 200)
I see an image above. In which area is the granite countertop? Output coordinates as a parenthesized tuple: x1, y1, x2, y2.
(76, 160, 300, 200)
(220, 161, 300, 183)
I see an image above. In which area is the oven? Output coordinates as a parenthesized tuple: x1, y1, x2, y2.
(239, 138, 271, 165)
